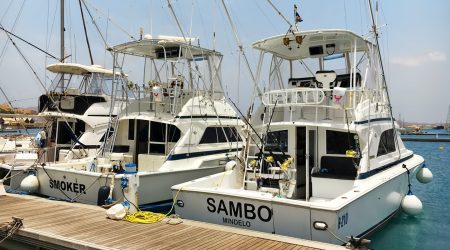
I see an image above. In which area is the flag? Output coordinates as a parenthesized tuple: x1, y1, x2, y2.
(294, 4, 303, 23)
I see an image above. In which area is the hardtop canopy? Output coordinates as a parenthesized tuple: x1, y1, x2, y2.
(111, 37, 222, 60)
(252, 29, 373, 60)
(46, 63, 117, 76)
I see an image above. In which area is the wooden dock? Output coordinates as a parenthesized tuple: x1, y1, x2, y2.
(0, 194, 345, 250)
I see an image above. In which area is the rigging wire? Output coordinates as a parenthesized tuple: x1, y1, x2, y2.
(83, 0, 137, 41)
(78, 0, 94, 65)
(0, 0, 25, 69)
(0, 26, 59, 60)
(220, 0, 262, 99)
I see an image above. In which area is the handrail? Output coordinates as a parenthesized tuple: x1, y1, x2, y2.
(262, 88, 325, 106)
(262, 88, 369, 110)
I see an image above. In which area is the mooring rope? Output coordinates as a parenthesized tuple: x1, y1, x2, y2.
(0, 217, 23, 244)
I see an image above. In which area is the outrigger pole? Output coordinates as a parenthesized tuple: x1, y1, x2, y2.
(368, 0, 401, 158)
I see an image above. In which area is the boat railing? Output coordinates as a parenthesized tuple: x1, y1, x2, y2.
(262, 88, 365, 110)
(124, 89, 222, 115)
(262, 88, 325, 106)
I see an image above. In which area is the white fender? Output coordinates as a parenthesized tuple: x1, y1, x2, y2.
(20, 174, 39, 193)
(401, 193, 423, 215)
(416, 167, 433, 184)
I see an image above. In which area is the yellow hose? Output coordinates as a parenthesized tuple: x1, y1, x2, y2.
(122, 186, 184, 224)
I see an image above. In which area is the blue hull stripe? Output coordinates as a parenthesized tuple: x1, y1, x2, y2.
(357, 154, 415, 179)
(167, 148, 242, 161)
(175, 115, 240, 120)
(354, 117, 395, 125)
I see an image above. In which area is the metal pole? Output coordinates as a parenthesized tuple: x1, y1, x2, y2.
(60, 0, 65, 92)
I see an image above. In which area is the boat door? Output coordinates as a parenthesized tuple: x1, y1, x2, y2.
(135, 119, 149, 164)
(295, 126, 316, 200)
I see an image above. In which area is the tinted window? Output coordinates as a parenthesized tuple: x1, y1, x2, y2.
(265, 130, 288, 152)
(224, 127, 242, 142)
(57, 122, 72, 144)
(128, 119, 135, 140)
(200, 127, 241, 144)
(377, 129, 396, 156)
(150, 122, 166, 142)
(167, 124, 181, 142)
(149, 143, 165, 154)
(326, 130, 356, 155)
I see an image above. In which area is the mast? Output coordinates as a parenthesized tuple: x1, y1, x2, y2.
(60, 0, 65, 92)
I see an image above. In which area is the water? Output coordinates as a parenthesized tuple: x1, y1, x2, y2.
(370, 134, 450, 249)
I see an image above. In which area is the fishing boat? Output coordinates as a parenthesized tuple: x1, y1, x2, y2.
(171, 8, 433, 245)
(0, 62, 128, 187)
(1, 0, 129, 185)
(4, 36, 243, 208)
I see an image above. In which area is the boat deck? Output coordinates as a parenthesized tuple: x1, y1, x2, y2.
(0, 194, 345, 250)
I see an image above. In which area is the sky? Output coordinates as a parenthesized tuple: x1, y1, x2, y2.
(0, 0, 449, 124)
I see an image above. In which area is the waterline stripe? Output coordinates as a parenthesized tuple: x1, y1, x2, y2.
(167, 148, 242, 161)
(354, 117, 395, 125)
(356, 154, 414, 179)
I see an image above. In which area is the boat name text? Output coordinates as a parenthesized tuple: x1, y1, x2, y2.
(206, 197, 272, 226)
(49, 180, 86, 194)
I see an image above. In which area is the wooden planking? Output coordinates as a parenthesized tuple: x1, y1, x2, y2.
(0, 195, 344, 250)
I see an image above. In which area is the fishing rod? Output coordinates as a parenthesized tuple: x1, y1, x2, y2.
(228, 98, 287, 159)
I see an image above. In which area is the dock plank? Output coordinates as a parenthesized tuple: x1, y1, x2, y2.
(0, 194, 345, 249)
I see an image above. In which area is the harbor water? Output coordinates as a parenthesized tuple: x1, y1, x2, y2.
(370, 131, 450, 249)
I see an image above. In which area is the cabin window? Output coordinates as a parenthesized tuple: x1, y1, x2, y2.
(150, 122, 166, 142)
(136, 120, 149, 154)
(128, 119, 135, 140)
(377, 129, 396, 156)
(167, 124, 181, 142)
(134, 120, 181, 155)
(56, 122, 73, 144)
(75, 121, 85, 137)
(199, 127, 241, 144)
(265, 130, 288, 152)
(326, 130, 356, 155)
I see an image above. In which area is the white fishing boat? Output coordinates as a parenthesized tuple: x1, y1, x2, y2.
(0, 63, 128, 188)
(5, 36, 243, 208)
(171, 12, 433, 245)
(1, 1, 129, 185)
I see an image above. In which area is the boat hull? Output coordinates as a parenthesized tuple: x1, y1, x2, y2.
(172, 155, 423, 244)
(8, 165, 224, 206)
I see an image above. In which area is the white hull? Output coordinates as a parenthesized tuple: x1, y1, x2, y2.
(172, 155, 423, 244)
(9, 165, 224, 206)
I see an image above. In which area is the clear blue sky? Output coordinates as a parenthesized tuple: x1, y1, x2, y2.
(0, 0, 449, 123)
